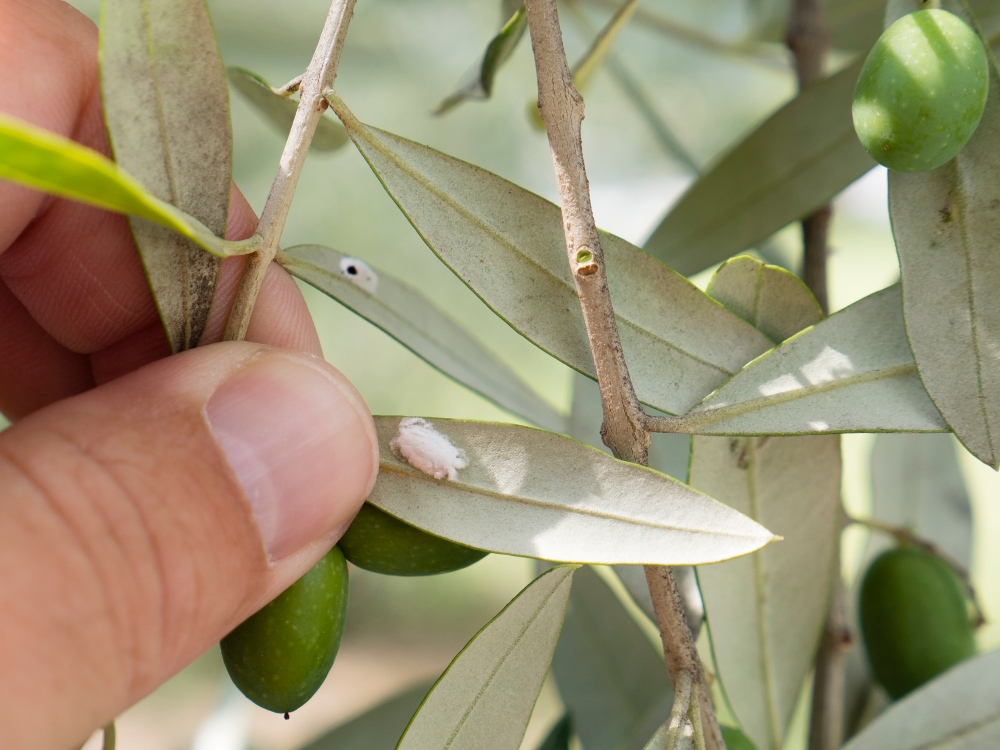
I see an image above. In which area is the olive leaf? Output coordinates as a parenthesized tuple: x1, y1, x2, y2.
(692, 257, 841, 750)
(435, 4, 527, 114)
(227, 67, 349, 151)
(643, 60, 875, 277)
(886, 0, 1000, 467)
(101, 0, 233, 352)
(569, 0, 641, 93)
(841, 648, 1000, 749)
(676, 286, 949, 435)
(369, 417, 776, 566)
(396, 565, 577, 750)
(279, 245, 566, 433)
(0, 114, 256, 259)
(296, 681, 432, 750)
(327, 93, 774, 417)
(535, 715, 573, 750)
(551, 566, 671, 750)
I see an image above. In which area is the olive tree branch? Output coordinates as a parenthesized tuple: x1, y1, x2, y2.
(521, 6, 722, 746)
(223, 0, 357, 341)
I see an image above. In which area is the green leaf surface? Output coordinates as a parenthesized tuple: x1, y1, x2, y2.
(643, 60, 876, 277)
(297, 682, 431, 750)
(370, 417, 776, 566)
(677, 286, 948, 435)
(397, 566, 577, 750)
(0, 114, 253, 259)
(227, 67, 348, 151)
(280, 245, 566, 432)
(841, 648, 1000, 750)
(551, 566, 672, 750)
(535, 715, 572, 750)
(867, 433, 973, 569)
(887, 0, 1000, 467)
(436, 5, 527, 114)
(100, 0, 232, 351)
(571, 0, 641, 92)
(328, 94, 774, 416)
(693, 256, 840, 750)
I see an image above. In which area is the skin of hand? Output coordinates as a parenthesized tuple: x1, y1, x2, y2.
(0, 1, 380, 747)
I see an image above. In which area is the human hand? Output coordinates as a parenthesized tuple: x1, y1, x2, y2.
(0, 1, 378, 747)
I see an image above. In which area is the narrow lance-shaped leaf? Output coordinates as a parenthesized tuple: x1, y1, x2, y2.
(692, 257, 841, 750)
(227, 67, 348, 151)
(676, 286, 949, 436)
(370, 417, 776, 566)
(279, 245, 566, 433)
(397, 566, 577, 750)
(435, 4, 527, 114)
(0, 114, 256, 259)
(327, 93, 774, 417)
(887, 0, 1000, 467)
(297, 682, 431, 750)
(550, 566, 672, 750)
(643, 60, 876, 277)
(101, 0, 233, 351)
(536, 715, 573, 750)
(841, 648, 1000, 749)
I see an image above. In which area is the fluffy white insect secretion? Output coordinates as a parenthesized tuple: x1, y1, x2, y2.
(338, 256, 379, 294)
(390, 417, 468, 481)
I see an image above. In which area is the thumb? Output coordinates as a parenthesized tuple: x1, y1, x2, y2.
(0, 343, 378, 749)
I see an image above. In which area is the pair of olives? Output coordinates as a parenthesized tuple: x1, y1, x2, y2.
(853, 8, 989, 172)
(221, 504, 486, 715)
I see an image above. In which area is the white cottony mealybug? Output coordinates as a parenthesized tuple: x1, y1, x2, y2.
(389, 417, 468, 481)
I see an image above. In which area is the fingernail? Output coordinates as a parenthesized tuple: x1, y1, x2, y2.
(206, 353, 377, 561)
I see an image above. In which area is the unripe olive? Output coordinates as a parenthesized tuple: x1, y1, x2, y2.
(339, 502, 487, 576)
(221, 546, 349, 714)
(721, 725, 758, 750)
(859, 547, 976, 699)
(852, 9, 988, 172)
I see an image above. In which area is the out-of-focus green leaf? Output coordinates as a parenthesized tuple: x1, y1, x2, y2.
(887, 0, 1000, 468)
(693, 257, 840, 750)
(435, 5, 527, 114)
(551, 566, 672, 750)
(677, 287, 948, 435)
(396, 566, 577, 750)
(328, 93, 774, 416)
(298, 682, 430, 750)
(828, 0, 885, 51)
(572, 0, 641, 91)
(841, 648, 1000, 749)
(866, 433, 973, 569)
(0, 114, 255, 260)
(279, 245, 566, 433)
(643, 60, 875, 277)
(101, 0, 233, 352)
(227, 67, 348, 151)
(705, 256, 823, 343)
(536, 714, 573, 750)
(369, 417, 776, 566)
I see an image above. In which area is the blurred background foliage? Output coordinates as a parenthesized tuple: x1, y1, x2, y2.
(35, 0, 1000, 747)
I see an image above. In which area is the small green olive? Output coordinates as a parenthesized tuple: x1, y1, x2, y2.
(859, 547, 976, 699)
(720, 725, 758, 750)
(339, 502, 487, 576)
(852, 9, 989, 172)
(221, 546, 349, 715)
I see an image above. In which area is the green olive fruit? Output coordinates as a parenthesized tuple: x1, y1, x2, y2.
(852, 9, 988, 172)
(859, 547, 976, 699)
(339, 502, 487, 576)
(221, 546, 349, 715)
(721, 725, 758, 750)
